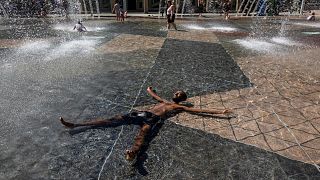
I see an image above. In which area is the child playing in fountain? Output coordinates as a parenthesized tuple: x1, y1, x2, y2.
(222, 0, 231, 20)
(73, 20, 87, 32)
(112, 0, 121, 21)
(167, 1, 177, 30)
(119, 8, 127, 22)
(307, 12, 316, 21)
(59, 86, 232, 161)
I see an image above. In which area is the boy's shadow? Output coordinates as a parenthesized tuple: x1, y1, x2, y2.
(130, 120, 164, 176)
(67, 115, 168, 176)
(66, 109, 234, 176)
(130, 113, 233, 176)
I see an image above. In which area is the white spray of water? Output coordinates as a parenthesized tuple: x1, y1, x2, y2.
(292, 22, 320, 28)
(209, 26, 237, 32)
(183, 24, 206, 30)
(53, 24, 75, 32)
(45, 38, 98, 61)
(0, 63, 13, 70)
(13, 37, 100, 62)
(271, 37, 302, 46)
(53, 24, 106, 32)
(183, 24, 238, 32)
(234, 38, 280, 53)
(18, 40, 51, 53)
(302, 32, 320, 35)
(235, 36, 303, 53)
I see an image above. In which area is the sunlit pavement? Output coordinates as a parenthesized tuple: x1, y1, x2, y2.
(0, 16, 319, 179)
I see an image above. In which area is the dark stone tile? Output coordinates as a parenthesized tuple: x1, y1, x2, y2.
(3, 18, 319, 180)
(107, 21, 167, 38)
(51, 121, 320, 179)
(142, 39, 251, 101)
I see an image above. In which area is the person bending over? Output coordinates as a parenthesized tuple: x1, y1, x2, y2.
(60, 87, 231, 161)
(73, 20, 87, 32)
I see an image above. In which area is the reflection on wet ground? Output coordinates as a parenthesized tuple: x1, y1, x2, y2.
(0, 17, 319, 179)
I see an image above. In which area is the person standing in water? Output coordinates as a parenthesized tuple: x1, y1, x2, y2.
(222, 0, 231, 20)
(112, 0, 121, 21)
(198, 0, 204, 17)
(167, 0, 177, 30)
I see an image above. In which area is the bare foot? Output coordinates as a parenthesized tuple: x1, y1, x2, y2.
(223, 109, 237, 118)
(125, 150, 135, 161)
(59, 117, 76, 128)
(223, 109, 232, 114)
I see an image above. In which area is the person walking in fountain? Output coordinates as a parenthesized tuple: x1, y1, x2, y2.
(119, 7, 127, 22)
(62, 0, 69, 19)
(198, 0, 204, 17)
(222, 0, 231, 20)
(73, 20, 87, 32)
(160, 0, 166, 17)
(167, 0, 177, 30)
(112, 0, 121, 21)
(59, 86, 231, 161)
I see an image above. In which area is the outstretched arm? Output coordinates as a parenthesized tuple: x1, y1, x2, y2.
(182, 106, 232, 114)
(147, 87, 166, 103)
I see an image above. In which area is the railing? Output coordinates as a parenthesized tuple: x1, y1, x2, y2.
(235, 0, 320, 16)
(237, 0, 266, 16)
(304, 0, 320, 11)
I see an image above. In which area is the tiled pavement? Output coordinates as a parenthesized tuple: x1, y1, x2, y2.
(165, 31, 320, 166)
(97, 24, 320, 166)
(1, 19, 320, 178)
(101, 28, 320, 167)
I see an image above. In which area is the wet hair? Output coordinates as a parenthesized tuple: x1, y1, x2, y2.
(172, 91, 187, 103)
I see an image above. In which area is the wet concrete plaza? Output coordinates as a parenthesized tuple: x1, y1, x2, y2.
(0, 16, 319, 179)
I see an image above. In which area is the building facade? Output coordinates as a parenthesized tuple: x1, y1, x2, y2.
(81, 0, 205, 14)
